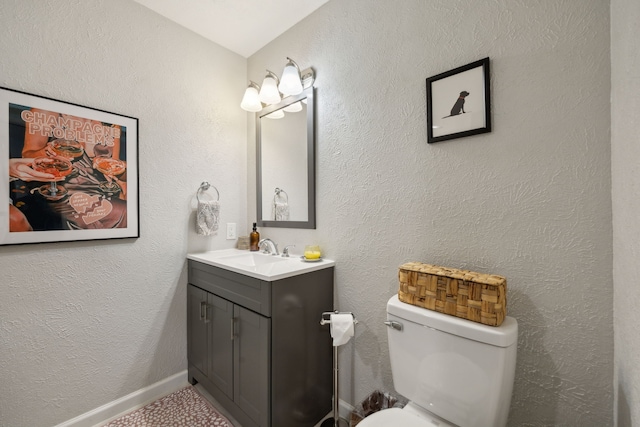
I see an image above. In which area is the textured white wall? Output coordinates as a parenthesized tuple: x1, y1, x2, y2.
(248, 0, 613, 425)
(611, 0, 640, 425)
(0, 1, 617, 426)
(0, 1, 246, 426)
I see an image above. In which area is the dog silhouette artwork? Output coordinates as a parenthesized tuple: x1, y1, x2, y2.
(443, 91, 469, 118)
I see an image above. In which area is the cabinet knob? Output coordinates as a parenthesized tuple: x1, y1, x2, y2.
(204, 304, 211, 324)
(230, 317, 235, 341)
(200, 301, 206, 321)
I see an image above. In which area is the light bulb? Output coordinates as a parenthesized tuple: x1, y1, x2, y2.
(283, 101, 303, 113)
(265, 109, 285, 119)
(240, 82, 262, 112)
(278, 58, 303, 96)
(259, 71, 281, 105)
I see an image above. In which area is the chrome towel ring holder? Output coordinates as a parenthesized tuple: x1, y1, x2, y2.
(274, 187, 288, 203)
(197, 181, 219, 202)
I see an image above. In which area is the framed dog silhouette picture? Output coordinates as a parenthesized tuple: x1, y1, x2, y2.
(426, 57, 491, 143)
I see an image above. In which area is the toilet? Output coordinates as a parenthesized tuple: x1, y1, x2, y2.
(359, 295, 518, 427)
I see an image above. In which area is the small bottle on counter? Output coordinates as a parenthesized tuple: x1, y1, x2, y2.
(249, 223, 260, 251)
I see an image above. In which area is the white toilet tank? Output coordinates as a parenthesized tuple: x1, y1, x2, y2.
(386, 294, 518, 427)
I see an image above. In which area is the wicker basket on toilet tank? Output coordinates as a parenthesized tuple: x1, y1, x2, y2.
(398, 262, 507, 326)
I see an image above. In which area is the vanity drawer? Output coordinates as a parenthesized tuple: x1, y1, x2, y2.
(188, 260, 271, 317)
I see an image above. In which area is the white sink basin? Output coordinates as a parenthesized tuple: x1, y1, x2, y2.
(218, 252, 290, 267)
(187, 249, 335, 281)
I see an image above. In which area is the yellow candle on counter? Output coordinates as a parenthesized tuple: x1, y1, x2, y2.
(304, 245, 322, 259)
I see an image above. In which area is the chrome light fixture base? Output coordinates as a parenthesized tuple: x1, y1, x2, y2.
(300, 67, 315, 89)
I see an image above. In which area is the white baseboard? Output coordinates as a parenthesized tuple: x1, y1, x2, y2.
(58, 370, 352, 427)
(339, 398, 355, 420)
(54, 370, 189, 427)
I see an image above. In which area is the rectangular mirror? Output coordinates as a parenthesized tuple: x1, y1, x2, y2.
(257, 86, 315, 229)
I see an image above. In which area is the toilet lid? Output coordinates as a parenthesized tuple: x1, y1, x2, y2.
(357, 408, 432, 427)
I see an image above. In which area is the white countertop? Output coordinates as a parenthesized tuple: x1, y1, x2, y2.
(187, 248, 335, 281)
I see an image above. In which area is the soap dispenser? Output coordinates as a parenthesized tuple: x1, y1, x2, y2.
(249, 223, 260, 251)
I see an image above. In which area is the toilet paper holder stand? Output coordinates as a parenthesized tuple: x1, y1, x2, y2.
(320, 310, 358, 326)
(319, 311, 357, 427)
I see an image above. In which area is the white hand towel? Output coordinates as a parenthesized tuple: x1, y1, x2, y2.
(196, 200, 220, 236)
(274, 201, 290, 221)
(330, 313, 355, 347)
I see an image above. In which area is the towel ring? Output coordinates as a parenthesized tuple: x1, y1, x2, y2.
(197, 181, 219, 202)
(274, 187, 288, 203)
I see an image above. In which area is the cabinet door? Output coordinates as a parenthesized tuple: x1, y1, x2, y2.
(207, 294, 233, 399)
(187, 284, 208, 377)
(234, 305, 270, 427)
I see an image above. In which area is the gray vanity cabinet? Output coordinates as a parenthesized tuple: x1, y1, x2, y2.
(187, 260, 334, 427)
(188, 287, 236, 398)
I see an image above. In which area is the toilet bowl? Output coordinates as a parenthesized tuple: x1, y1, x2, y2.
(358, 295, 518, 427)
(358, 402, 454, 427)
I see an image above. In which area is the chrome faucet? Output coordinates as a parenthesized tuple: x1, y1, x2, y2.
(258, 238, 279, 255)
(282, 245, 295, 257)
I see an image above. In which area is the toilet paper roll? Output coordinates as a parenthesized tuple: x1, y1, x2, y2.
(330, 313, 354, 346)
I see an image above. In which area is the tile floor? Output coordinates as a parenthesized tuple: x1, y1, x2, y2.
(193, 384, 243, 427)
(194, 384, 338, 427)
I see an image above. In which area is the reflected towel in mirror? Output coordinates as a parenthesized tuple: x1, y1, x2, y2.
(196, 200, 220, 235)
(274, 201, 290, 221)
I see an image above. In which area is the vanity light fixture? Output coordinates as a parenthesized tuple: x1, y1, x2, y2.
(258, 70, 281, 105)
(265, 109, 285, 119)
(283, 101, 303, 113)
(278, 57, 303, 96)
(240, 81, 262, 112)
(240, 57, 315, 113)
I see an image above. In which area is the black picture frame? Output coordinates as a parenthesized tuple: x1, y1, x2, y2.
(426, 57, 491, 143)
(1, 86, 139, 245)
